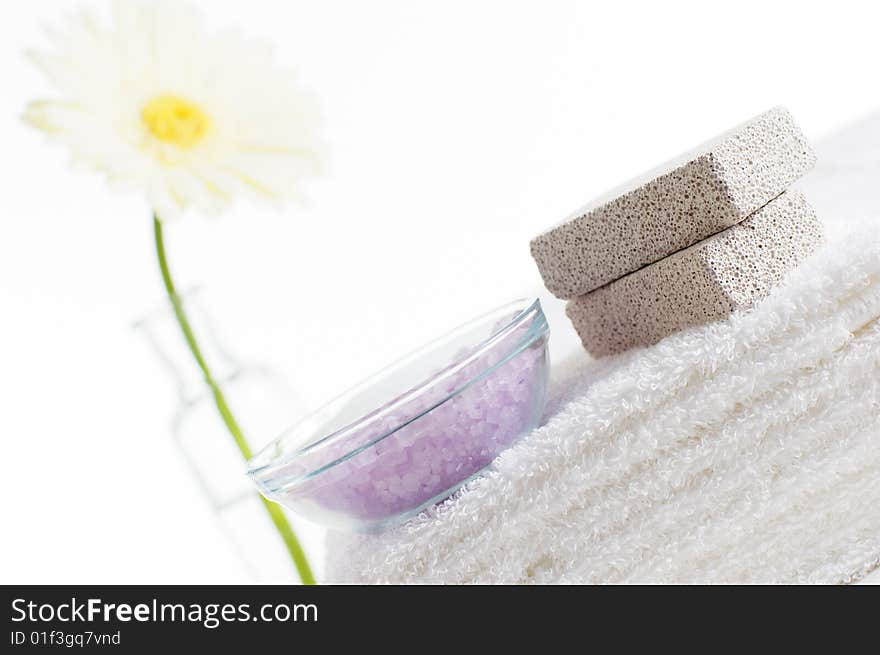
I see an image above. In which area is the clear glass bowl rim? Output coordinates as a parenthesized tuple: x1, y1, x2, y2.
(248, 297, 548, 488)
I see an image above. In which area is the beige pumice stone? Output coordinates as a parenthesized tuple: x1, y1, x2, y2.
(566, 191, 824, 357)
(531, 107, 817, 299)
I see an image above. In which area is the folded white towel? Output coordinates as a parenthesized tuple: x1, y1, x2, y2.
(326, 233, 880, 583)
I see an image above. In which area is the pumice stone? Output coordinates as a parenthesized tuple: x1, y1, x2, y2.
(531, 107, 817, 298)
(565, 191, 824, 357)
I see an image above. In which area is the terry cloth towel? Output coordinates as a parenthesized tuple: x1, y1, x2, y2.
(325, 234, 880, 584)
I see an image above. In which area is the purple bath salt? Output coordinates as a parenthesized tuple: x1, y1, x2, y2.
(265, 318, 548, 529)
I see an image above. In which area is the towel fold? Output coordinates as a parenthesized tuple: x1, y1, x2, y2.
(326, 233, 880, 584)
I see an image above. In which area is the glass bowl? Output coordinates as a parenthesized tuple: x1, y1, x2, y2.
(247, 298, 550, 532)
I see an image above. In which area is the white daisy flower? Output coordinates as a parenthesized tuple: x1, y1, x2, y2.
(23, 0, 323, 220)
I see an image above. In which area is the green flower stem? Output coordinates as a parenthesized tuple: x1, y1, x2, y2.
(153, 213, 315, 586)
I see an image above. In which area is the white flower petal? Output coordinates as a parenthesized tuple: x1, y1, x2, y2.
(25, 0, 324, 219)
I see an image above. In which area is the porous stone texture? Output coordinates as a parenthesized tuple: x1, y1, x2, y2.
(531, 107, 817, 298)
(566, 191, 824, 357)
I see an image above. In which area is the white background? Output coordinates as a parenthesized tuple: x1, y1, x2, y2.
(1, 0, 879, 583)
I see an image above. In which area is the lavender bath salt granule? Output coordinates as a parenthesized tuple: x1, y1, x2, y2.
(304, 345, 543, 520)
(263, 319, 548, 529)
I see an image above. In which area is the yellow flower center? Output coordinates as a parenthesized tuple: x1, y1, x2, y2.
(141, 94, 210, 148)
